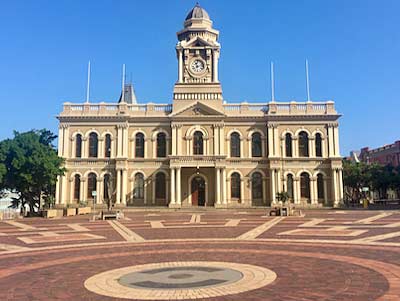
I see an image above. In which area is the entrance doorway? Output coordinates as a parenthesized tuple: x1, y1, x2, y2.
(191, 176, 206, 206)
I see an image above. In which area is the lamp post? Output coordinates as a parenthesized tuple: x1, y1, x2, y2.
(92, 191, 97, 221)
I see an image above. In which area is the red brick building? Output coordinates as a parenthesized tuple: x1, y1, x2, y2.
(359, 140, 400, 167)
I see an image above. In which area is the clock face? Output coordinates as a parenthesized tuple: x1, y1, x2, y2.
(190, 59, 205, 73)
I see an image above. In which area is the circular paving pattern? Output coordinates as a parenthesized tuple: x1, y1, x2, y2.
(84, 261, 277, 300)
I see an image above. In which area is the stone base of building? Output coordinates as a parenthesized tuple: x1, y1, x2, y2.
(168, 203, 182, 209)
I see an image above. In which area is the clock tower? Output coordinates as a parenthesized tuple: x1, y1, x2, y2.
(173, 4, 223, 110)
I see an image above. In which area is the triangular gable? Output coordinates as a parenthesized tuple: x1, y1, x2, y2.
(170, 101, 225, 117)
(183, 36, 216, 48)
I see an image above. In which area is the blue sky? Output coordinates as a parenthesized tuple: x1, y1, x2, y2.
(0, 0, 399, 155)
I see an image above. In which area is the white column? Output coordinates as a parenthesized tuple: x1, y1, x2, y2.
(262, 177, 267, 205)
(116, 170, 121, 204)
(176, 168, 181, 205)
(270, 169, 276, 204)
(178, 49, 183, 83)
(293, 137, 298, 158)
(240, 178, 245, 203)
(170, 168, 175, 204)
(294, 178, 300, 204)
(216, 168, 221, 204)
(310, 137, 315, 158)
(61, 176, 67, 205)
(213, 50, 219, 82)
(334, 125, 340, 157)
(117, 126, 122, 157)
(166, 178, 170, 204)
(121, 169, 127, 205)
(311, 178, 318, 205)
(55, 176, 61, 204)
(123, 125, 129, 158)
(276, 170, 281, 193)
(177, 125, 182, 156)
(227, 177, 231, 203)
(332, 169, 338, 206)
(328, 126, 334, 157)
(338, 168, 344, 203)
(58, 126, 64, 156)
(152, 175, 156, 204)
(219, 125, 224, 155)
(262, 137, 267, 157)
(172, 125, 177, 155)
(213, 125, 219, 155)
(96, 179, 102, 204)
(267, 126, 274, 157)
(323, 178, 328, 205)
(80, 178, 85, 202)
(222, 168, 227, 204)
(273, 126, 279, 157)
(322, 138, 328, 158)
(63, 126, 69, 158)
(144, 178, 148, 205)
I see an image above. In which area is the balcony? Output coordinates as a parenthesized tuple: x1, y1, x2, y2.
(169, 155, 226, 167)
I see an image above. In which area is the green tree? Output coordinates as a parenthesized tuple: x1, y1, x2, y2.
(368, 163, 393, 199)
(342, 159, 370, 203)
(0, 129, 65, 214)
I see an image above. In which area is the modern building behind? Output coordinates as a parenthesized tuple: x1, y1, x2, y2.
(55, 4, 343, 208)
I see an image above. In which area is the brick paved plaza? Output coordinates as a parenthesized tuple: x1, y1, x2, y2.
(0, 210, 400, 300)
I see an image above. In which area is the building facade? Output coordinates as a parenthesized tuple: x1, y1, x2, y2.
(359, 140, 400, 167)
(55, 4, 343, 208)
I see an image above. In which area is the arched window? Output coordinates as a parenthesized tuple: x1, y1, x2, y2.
(103, 174, 111, 201)
(75, 134, 82, 158)
(156, 132, 166, 158)
(88, 132, 98, 158)
(298, 131, 309, 157)
(251, 133, 262, 157)
(73, 175, 80, 201)
(287, 174, 294, 201)
(193, 131, 204, 155)
(135, 133, 145, 158)
(231, 172, 241, 199)
(317, 174, 324, 200)
(300, 172, 311, 200)
(105, 134, 111, 158)
(134, 173, 144, 199)
(315, 133, 322, 157)
(87, 173, 97, 200)
(251, 172, 263, 199)
(230, 132, 241, 157)
(285, 133, 293, 157)
(155, 173, 166, 199)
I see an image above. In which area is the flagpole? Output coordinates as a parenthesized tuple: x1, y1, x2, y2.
(86, 61, 91, 103)
(271, 61, 275, 102)
(306, 59, 311, 102)
(121, 64, 126, 103)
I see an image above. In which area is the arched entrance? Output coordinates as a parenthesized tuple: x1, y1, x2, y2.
(191, 176, 206, 206)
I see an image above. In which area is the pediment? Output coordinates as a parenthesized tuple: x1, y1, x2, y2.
(183, 36, 216, 48)
(170, 102, 225, 118)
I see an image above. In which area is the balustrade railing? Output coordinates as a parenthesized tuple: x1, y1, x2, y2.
(61, 100, 336, 117)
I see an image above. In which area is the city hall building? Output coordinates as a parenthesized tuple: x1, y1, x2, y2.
(55, 4, 343, 208)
